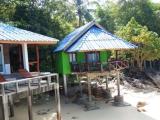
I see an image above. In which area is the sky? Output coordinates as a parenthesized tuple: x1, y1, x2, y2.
(152, 0, 160, 3)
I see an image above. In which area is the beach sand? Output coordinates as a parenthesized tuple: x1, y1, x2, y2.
(10, 92, 156, 120)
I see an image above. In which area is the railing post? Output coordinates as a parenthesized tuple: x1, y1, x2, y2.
(16, 82, 19, 93)
(27, 80, 33, 120)
(1, 84, 9, 120)
(87, 75, 92, 102)
(47, 76, 51, 91)
(117, 70, 120, 96)
(38, 78, 41, 93)
(55, 74, 61, 120)
(8, 95, 14, 117)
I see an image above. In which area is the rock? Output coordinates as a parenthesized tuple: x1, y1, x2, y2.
(136, 101, 147, 112)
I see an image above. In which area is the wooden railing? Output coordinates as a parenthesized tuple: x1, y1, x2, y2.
(0, 73, 58, 96)
(0, 73, 61, 120)
(108, 60, 129, 71)
(71, 60, 129, 73)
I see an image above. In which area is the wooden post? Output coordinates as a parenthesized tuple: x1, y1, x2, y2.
(100, 63, 103, 72)
(36, 45, 40, 72)
(1, 84, 9, 120)
(27, 81, 33, 120)
(87, 75, 92, 102)
(8, 95, 14, 117)
(76, 74, 82, 96)
(19, 45, 22, 68)
(55, 74, 61, 120)
(116, 51, 118, 60)
(117, 70, 120, 96)
(106, 73, 109, 90)
(63, 74, 68, 102)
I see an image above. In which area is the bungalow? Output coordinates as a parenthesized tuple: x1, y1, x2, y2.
(0, 23, 58, 74)
(0, 23, 61, 120)
(54, 21, 137, 104)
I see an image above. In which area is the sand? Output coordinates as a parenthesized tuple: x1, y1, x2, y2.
(10, 93, 156, 120)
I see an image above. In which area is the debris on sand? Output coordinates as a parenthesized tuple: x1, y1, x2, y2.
(37, 108, 50, 115)
(136, 101, 147, 112)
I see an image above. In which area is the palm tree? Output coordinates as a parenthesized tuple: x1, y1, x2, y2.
(70, 0, 99, 26)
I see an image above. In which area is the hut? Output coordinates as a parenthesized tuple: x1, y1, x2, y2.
(54, 21, 137, 105)
(0, 22, 58, 74)
(0, 23, 61, 120)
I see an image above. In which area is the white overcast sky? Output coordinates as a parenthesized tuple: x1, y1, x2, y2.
(152, 0, 160, 3)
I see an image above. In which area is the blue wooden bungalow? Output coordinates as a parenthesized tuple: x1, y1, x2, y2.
(54, 21, 137, 102)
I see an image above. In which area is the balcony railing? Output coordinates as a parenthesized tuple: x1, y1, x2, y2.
(71, 60, 129, 73)
(0, 73, 59, 96)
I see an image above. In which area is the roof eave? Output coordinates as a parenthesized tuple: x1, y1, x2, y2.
(0, 40, 58, 45)
(67, 47, 137, 53)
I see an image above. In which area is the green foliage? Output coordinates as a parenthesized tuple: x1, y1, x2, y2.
(0, 0, 75, 72)
(96, 0, 160, 35)
(116, 17, 160, 70)
(96, 3, 116, 33)
(1, 0, 160, 71)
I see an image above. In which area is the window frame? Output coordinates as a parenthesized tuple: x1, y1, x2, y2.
(69, 53, 76, 63)
(86, 52, 100, 63)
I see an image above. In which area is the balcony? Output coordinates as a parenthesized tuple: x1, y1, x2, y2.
(70, 60, 129, 73)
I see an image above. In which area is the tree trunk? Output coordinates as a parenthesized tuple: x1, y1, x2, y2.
(137, 59, 143, 71)
(149, 61, 153, 70)
(144, 60, 147, 70)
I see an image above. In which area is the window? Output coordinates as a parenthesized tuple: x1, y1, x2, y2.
(69, 53, 76, 63)
(87, 52, 99, 62)
(0, 45, 4, 73)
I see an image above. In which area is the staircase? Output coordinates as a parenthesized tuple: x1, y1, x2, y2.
(108, 60, 129, 71)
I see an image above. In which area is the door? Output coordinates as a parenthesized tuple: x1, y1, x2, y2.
(0, 45, 4, 73)
(9, 45, 23, 72)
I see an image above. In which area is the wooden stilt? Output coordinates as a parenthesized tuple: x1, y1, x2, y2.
(1, 96, 9, 120)
(8, 95, 14, 117)
(27, 81, 33, 120)
(117, 70, 120, 96)
(76, 74, 82, 96)
(87, 75, 92, 102)
(106, 73, 109, 90)
(0, 84, 9, 120)
(100, 64, 103, 72)
(116, 51, 118, 60)
(55, 74, 61, 120)
(63, 74, 68, 102)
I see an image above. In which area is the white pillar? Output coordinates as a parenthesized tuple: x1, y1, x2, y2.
(22, 43, 29, 71)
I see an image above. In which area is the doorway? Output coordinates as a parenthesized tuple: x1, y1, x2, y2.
(9, 45, 23, 73)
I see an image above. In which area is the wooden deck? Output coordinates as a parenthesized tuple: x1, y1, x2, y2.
(0, 73, 61, 120)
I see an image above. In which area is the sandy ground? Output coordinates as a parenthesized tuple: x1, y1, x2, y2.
(10, 92, 157, 120)
(123, 87, 160, 120)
